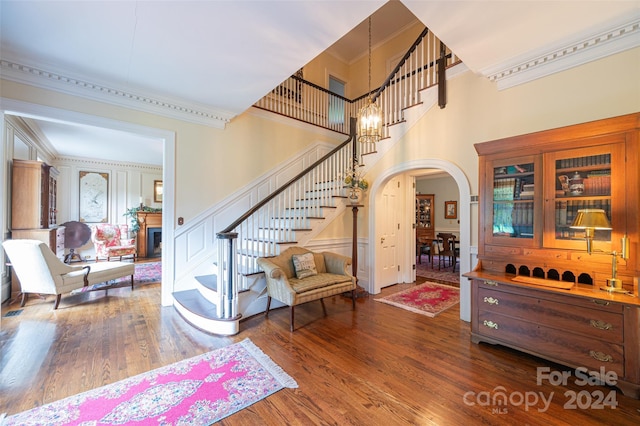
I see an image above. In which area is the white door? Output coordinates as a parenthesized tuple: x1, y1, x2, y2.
(378, 176, 401, 288)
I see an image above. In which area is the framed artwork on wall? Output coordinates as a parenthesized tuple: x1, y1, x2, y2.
(154, 180, 163, 203)
(445, 201, 457, 219)
(79, 171, 109, 223)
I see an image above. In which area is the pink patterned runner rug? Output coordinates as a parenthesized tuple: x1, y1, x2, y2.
(3, 338, 297, 425)
(375, 282, 460, 317)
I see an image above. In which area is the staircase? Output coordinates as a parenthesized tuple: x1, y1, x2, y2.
(172, 27, 461, 335)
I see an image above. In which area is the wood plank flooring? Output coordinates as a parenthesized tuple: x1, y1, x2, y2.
(1, 279, 639, 425)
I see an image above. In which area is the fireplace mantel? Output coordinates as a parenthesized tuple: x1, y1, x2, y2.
(136, 211, 162, 258)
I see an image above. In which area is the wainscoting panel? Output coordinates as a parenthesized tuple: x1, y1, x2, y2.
(172, 141, 342, 292)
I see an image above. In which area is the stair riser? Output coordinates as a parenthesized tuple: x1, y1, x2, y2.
(268, 218, 312, 228)
(294, 199, 335, 208)
(313, 181, 341, 191)
(197, 283, 219, 305)
(256, 229, 298, 240)
(173, 302, 239, 336)
(281, 208, 325, 218)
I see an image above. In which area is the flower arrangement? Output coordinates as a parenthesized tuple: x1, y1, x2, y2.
(344, 169, 369, 191)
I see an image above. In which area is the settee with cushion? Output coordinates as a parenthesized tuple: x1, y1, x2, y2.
(256, 246, 356, 331)
(3, 239, 135, 309)
(91, 223, 137, 262)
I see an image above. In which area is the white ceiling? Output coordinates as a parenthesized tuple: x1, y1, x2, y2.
(1, 0, 638, 166)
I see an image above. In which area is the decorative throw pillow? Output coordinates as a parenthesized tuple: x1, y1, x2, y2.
(291, 252, 318, 279)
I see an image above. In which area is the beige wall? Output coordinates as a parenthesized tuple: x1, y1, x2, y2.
(0, 80, 346, 226)
(2, 45, 638, 261)
(319, 46, 640, 243)
(301, 21, 425, 99)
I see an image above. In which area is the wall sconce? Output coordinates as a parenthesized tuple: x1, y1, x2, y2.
(570, 209, 629, 293)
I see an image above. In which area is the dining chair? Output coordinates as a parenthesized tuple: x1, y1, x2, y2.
(436, 233, 458, 272)
(416, 237, 431, 264)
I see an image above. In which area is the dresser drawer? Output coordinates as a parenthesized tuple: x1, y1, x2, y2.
(478, 287, 624, 343)
(477, 311, 625, 377)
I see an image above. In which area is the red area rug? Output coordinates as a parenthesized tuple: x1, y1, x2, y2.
(416, 255, 459, 286)
(73, 261, 161, 293)
(3, 338, 297, 425)
(375, 282, 460, 317)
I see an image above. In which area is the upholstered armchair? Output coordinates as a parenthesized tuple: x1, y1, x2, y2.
(2, 239, 135, 309)
(91, 224, 136, 262)
(257, 246, 356, 331)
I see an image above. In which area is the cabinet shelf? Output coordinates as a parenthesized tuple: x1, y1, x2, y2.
(469, 113, 640, 399)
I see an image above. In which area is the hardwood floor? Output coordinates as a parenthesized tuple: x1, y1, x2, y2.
(1, 280, 639, 425)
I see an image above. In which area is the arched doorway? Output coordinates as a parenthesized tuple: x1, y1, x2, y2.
(367, 159, 472, 322)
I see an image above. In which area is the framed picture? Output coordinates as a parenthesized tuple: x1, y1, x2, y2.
(445, 201, 457, 219)
(79, 171, 109, 223)
(154, 180, 163, 203)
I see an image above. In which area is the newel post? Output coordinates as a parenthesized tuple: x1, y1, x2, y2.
(216, 231, 238, 318)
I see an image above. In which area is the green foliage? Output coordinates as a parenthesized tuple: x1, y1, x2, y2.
(123, 205, 162, 234)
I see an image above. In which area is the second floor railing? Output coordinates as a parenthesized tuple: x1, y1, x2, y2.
(214, 27, 459, 320)
(254, 28, 458, 137)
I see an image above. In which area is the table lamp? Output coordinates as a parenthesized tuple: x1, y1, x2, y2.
(570, 209, 629, 293)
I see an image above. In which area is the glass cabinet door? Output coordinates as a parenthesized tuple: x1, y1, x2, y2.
(543, 143, 624, 251)
(486, 156, 539, 246)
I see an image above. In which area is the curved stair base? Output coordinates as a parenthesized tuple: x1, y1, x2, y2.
(173, 289, 241, 335)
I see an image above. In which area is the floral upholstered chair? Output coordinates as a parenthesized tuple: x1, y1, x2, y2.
(91, 224, 137, 262)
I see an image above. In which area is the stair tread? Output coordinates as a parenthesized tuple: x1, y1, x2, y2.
(174, 289, 224, 319)
(242, 238, 297, 244)
(257, 227, 312, 232)
(195, 274, 217, 291)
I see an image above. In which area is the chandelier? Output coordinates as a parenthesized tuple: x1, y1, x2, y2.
(358, 16, 382, 144)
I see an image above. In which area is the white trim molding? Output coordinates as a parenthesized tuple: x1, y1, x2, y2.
(369, 159, 472, 322)
(0, 59, 235, 129)
(484, 17, 640, 90)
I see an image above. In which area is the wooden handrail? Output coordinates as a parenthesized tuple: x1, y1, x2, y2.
(217, 117, 357, 236)
(373, 27, 429, 103)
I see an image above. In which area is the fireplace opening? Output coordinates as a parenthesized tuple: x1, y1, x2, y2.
(147, 227, 162, 258)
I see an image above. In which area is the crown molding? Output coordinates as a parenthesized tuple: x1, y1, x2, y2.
(483, 17, 640, 90)
(54, 155, 163, 171)
(0, 58, 235, 129)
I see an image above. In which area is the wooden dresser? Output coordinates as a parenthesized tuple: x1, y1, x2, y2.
(466, 113, 640, 398)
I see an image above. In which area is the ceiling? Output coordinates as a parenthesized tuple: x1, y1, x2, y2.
(1, 1, 638, 166)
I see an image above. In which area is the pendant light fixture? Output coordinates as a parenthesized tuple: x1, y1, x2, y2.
(358, 16, 382, 144)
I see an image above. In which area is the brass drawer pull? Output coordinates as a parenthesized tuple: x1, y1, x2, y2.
(483, 320, 498, 330)
(593, 300, 610, 306)
(590, 319, 612, 330)
(589, 351, 613, 363)
(483, 296, 499, 305)
(484, 280, 498, 287)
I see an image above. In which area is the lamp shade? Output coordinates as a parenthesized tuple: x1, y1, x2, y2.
(570, 209, 612, 230)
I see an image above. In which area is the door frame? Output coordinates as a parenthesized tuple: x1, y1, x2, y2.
(0, 98, 176, 307)
(368, 159, 472, 322)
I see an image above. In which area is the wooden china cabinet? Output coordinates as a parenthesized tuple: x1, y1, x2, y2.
(465, 113, 640, 398)
(10, 159, 64, 260)
(416, 194, 435, 241)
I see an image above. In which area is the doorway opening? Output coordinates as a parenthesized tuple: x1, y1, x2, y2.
(368, 159, 473, 322)
(0, 99, 175, 306)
